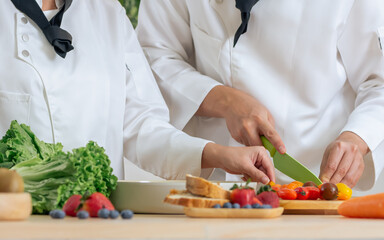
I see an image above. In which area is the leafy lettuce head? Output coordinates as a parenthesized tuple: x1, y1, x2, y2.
(0, 120, 117, 214)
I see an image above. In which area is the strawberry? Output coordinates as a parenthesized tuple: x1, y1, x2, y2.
(230, 179, 257, 207)
(62, 192, 115, 217)
(256, 191, 280, 208)
(82, 192, 115, 217)
(231, 188, 255, 207)
(62, 194, 82, 217)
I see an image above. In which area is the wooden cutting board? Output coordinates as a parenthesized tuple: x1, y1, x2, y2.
(280, 200, 344, 215)
(184, 207, 284, 218)
(0, 193, 32, 221)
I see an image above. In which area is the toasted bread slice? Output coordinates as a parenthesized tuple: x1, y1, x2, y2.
(164, 189, 229, 208)
(186, 174, 230, 200)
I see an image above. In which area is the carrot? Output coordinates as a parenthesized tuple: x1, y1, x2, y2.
(338, 193, 384, 218)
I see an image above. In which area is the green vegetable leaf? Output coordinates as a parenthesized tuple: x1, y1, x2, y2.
(256, 185, 275, 195)
(1, 120, 117, 214)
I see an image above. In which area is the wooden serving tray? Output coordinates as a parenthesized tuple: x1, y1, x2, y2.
(280, 200, 344, 215)
(184, 207, 284, 218)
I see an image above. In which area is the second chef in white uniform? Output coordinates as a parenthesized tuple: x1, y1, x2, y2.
(137, 0, 384, 194)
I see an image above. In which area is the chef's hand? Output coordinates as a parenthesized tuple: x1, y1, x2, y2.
(319, 131, 369, 188)
(202, 142, 275, 184)
(196, 85, 286, 154)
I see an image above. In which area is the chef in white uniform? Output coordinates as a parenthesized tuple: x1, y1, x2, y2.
(137, 0, 384, 193)
(0, 0, 277, 183)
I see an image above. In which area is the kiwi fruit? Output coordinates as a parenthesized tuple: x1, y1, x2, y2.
(0, 168, 24, 193)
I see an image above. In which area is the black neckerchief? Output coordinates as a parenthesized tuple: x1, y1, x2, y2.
(11, 0, 74, 58)
(234, 0, 260, 47)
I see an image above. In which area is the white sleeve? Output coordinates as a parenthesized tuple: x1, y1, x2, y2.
(121, 10, 211, 179)
(337, 0, 384, 190)
(136, 0, 221, 130)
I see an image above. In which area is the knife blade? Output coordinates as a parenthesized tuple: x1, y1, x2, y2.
(261, 136, 322, 185)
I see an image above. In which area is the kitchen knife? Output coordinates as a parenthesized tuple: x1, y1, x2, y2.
(261, 136, 322, 185)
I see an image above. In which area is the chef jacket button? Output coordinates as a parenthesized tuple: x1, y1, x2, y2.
(22, 34, 29, 42)
(22, 50, 30, 57)
(216, 0, 223, 3)
(21, 17, 28, 24)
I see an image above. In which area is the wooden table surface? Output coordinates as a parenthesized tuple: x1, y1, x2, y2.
(1, 214, 384, 239)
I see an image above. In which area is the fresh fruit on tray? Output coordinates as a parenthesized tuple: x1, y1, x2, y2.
(63, 192, 115, 217)
(164, 175, 280, 209)
(267, 180, 352, 201)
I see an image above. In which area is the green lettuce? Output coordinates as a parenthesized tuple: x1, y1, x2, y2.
(0, 120, 118, 214)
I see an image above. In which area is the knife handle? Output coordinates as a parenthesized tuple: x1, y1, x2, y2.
(261, 136, 276, 157)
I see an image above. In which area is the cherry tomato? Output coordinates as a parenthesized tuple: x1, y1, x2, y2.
(277, 188, 297, 200)
(303, 181, 318, 188)
(320, 183, 338, 200)
(272, 184, 281, 192)
(305, 186, 321, 200)
(336, 183, 352, 200)
(294, 187, 309, 200)
(287, 181, 304, 190)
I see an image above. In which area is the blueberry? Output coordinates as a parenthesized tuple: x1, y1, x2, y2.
(212, 204, 221, 208)
(49, 209, 65, 219)
(260, 204, 272, 209)
(232, 203, 240, 209)
(109, 210, 120, 219)
(222, 202, 232, 208)
(252, 204, 262, 209)
(77, 210, 89, 219)
(98, 208, 110, 219)
(121, 209, 134, 219)
(242, 204, 252, 209)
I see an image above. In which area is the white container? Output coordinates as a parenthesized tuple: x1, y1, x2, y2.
(109, 180, 256, 214)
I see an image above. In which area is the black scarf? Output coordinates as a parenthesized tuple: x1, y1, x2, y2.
(11, 0, 74, 58)
(234, 0, 260, 47)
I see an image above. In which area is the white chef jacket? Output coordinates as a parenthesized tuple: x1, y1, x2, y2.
(0, 0, 211, 180)
(137, 0, 384, 192)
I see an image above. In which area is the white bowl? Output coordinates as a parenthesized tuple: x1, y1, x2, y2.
(109, 180, 256, 214)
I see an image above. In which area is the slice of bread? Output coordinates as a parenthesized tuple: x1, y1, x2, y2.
(186, 174, 230, 200)
(164, 189, 229, 208)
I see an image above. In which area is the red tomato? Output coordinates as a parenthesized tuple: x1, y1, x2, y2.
(277, 188, 297, 200)
(306, 186, 321, 200)
(230, 189, 255, 207)
(294, 187, 310, 200)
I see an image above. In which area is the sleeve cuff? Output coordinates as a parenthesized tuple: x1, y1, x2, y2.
(354, 139, 384, 191)
(136, 119, 212, 180)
